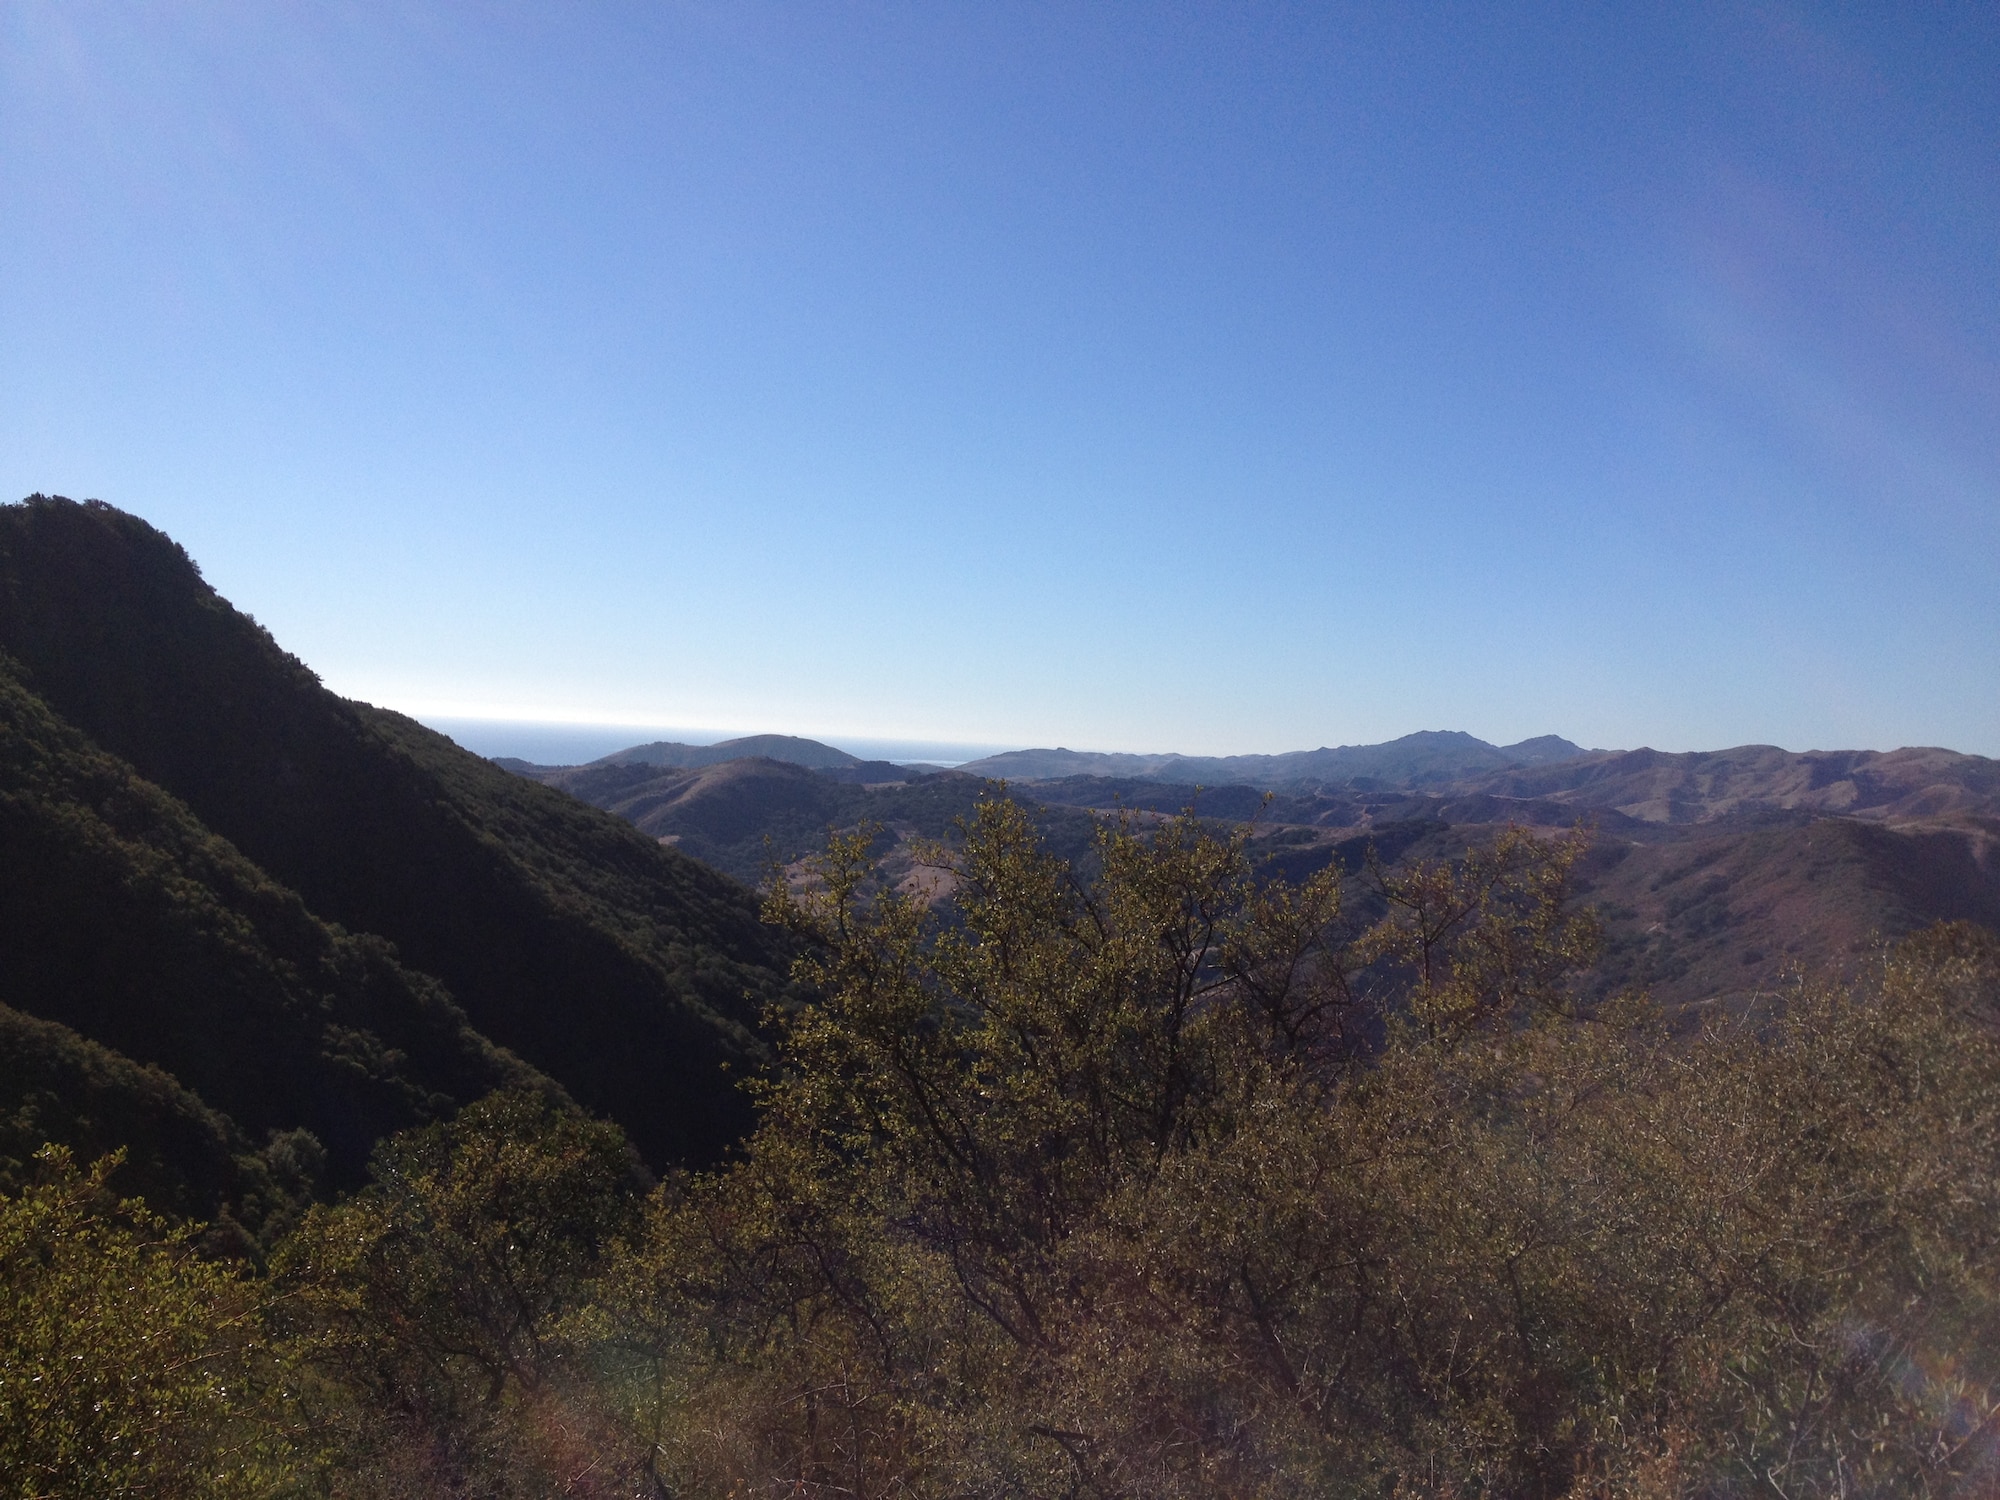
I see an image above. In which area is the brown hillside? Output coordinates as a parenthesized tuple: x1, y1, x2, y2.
(1471, 744, 2000, 825)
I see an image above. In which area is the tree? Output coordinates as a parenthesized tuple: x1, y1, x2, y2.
(595, 799, 2000, 1499)
(0, 1147, 291, 1499)
(274, 1090, 641, 1498)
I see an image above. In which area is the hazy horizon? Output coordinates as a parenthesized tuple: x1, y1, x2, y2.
(418, 712, 1992, 771)
(7, 6, 1996, 756)
(422, 715, 1022, 769)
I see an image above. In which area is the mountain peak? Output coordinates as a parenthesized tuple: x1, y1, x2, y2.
(1500, 735, 1589, 765)
(593, 734, 862, 772)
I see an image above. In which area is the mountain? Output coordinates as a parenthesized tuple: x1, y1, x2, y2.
(955, 730, 1590, 789)
(591, 734, 864, 772)
(513, 755, 1103, 887)
(516, 727, 1999, 1020)
(509, 734, 918, 787)
(0, 651, 540, 1196)
(1460, 744, 2000, 826)
(1500, 734, 1595, 766)
(0, 497, 795, 1170)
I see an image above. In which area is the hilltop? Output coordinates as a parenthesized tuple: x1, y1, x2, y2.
(502, 731, 919, 787)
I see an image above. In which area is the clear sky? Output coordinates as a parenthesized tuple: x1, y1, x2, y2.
(5, 3, 1996, 758)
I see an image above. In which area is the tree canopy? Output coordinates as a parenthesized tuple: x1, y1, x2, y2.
(6, 798, 2000, 1498)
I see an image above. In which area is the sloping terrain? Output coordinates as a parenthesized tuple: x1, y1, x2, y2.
(1576, 814, 2000, 1009)
(520, 731, 2000, 1018)
(1466, 743, 2000, 825)
(0, 496, 796, 1167)
(523, 755, 1102, 886)
(0, 1001, 329, 1243)
(0, 656, 536, 1189)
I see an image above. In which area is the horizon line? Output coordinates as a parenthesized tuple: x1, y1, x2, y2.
(390, 705, 1990, 765)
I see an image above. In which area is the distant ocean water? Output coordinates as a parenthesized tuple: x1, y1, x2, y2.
(420, 717, 1017, 769)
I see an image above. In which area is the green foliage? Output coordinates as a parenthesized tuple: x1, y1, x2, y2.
(0, 1147, 294, 1498)
(274, 1090, 643, 1497)
(3, 705, 1997, 1495)
(757, 806, 1350, 1256)
(0, 1002, 331, 1251)
(585, 803, 2000, 1498)
(1356, 823, 1604, 1038)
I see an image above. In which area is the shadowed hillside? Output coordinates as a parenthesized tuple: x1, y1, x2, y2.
(0, 496, 794, 1167)
(0, 655, 537, 1190)
(0, 1001, 336, 1246)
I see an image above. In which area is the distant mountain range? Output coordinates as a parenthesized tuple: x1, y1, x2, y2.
(500, 727, 2000, 1019)
(502, 728, 2000, 829)
(954, 731, 1592, 787)
(503, 728, 1594, 787)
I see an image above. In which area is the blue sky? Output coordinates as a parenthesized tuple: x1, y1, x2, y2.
(5, 3, 1996, 757)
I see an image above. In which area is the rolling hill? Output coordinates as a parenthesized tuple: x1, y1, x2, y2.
(590, 733, 867, 772)
(511, 754, 1103, 887)
(515, 727, 2000, 1018)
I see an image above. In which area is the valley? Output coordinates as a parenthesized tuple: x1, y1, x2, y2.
(504, 729, 2000, 1014)
(5, 495, 1999, 1496)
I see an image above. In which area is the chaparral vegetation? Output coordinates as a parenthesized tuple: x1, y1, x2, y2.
(8, 798, 2000, 1498)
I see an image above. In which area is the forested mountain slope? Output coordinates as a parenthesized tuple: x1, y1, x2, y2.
(0, 1001, 326, 1242)
(0, 497, 792, 1166)
(0, 656, 536, 1193)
